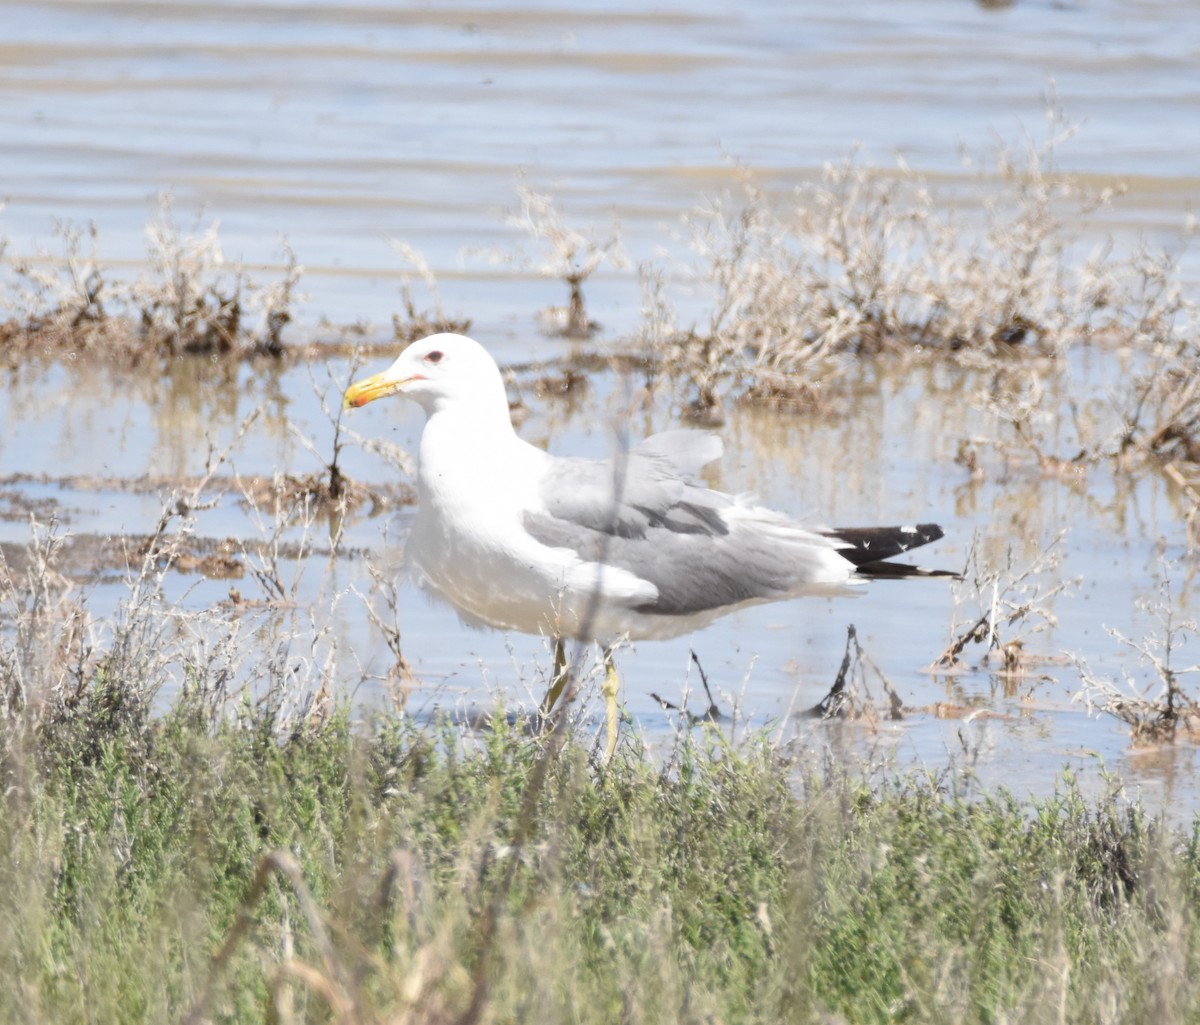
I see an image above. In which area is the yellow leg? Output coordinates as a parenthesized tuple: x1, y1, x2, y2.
(601, 648, 620, 764)
(539, 637, 569, 719)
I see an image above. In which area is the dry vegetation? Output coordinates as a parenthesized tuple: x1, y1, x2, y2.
(1073, 562, 1200, 745)
(388, 240, 473, 344)
(4, 131, 1195, 470)
(0, 200, 303, 363)
(646, 134, 1196, 445)
(937, 532, 1077, 681)
(470, 182, 629, 339)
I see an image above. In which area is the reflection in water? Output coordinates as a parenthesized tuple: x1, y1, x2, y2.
(152, 359, 245, 477)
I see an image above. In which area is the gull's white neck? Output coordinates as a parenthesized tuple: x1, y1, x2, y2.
(415, 383, 544, 519)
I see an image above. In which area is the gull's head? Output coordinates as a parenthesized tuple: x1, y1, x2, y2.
(343, 333, 506, 416)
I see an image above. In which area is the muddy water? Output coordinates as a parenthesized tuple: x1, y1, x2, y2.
(2, 1, 1200, 811)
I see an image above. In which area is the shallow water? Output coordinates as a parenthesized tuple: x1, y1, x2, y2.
(2, 0, 1199, 812)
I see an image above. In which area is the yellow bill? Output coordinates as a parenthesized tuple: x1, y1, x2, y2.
(343, 369, 408, 409)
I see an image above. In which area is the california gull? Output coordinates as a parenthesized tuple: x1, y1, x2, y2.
(344, 332, 954, 756)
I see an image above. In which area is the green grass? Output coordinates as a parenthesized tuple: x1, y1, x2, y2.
(3, 686, 1199, 1025)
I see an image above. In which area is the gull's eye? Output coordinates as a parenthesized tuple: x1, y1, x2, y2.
(424, 350, 444, 365)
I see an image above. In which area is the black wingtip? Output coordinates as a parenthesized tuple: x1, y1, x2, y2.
(823, 523, 944, 564)
(823, 522, 960, 581)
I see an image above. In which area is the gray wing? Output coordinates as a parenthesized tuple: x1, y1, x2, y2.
(535, 429, 726, 538)
(526, 430, 819, 615)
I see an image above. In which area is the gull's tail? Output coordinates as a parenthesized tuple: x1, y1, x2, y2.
(823, 523, 962, 580)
